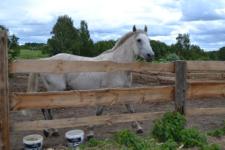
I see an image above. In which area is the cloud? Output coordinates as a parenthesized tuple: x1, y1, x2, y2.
(181, 0, 225, 21)
(0, 0, 224, 50)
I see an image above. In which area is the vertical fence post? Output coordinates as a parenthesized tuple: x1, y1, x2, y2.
(0, 30, 10, 150)
(175, 60, 187, 115)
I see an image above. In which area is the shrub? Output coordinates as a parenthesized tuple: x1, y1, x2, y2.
(165, 53, 180, 61)
(152, 112, 186, 142)
(180, 128, 207, 148)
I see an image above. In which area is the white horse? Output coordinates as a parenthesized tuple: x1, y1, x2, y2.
(27, 25, 155, 138)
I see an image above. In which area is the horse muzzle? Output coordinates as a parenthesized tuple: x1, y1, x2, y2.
(145, 53, 154, 62)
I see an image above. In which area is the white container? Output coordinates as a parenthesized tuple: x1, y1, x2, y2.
(65, 129, 84, 148)
(23, 134, 43, 150)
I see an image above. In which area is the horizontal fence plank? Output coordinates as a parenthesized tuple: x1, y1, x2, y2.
(10, 86, 174, 111)
(13, 111, 165, 131)
(188, 72, 225, 80)
(12, 107, 225, 131)
(186, 107, 225, 116)
(187, 82, 225, 99)
(187, 61, 225, 72)
(9, 60, 174, 73)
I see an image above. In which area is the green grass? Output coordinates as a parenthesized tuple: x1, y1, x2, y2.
(18, 49, 49, 59)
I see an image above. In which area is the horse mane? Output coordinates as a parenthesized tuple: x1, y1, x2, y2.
(102, 30, 146, 54)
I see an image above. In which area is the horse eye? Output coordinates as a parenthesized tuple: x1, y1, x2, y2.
(137, 39, 142, 43)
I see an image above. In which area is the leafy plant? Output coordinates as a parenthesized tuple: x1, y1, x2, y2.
(114, 129, 145, 150)
(180, 128, 207, 148)
(200, 144, 221, 150)
(160, 139, 178, 150)
(151, 112, 186, 142)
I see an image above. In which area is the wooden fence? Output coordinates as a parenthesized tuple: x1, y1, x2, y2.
(1, 31, 225, 149)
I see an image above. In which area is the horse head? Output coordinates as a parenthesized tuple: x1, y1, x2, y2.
(132, 25, 155, 62)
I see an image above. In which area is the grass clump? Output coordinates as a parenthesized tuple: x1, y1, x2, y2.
(114, 129, 149, 150)
(152, 112, 186, 142)
(207, 122, 225, 138)
(160, 139, 178, 150)
(180, 128, 207, 148)
(114, 130, 180, 150)
(200, 144, 221, 150)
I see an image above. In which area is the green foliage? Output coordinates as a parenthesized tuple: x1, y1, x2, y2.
(207, 123, 225, 137)
(93, 40, 116, 56)
(176, 33, 190, 50)
(0, 25, 20, 60)
(160, 139, 178, 150)
(114, 129, 145, 149)
(8, 34, 20, 60)
(79, 112, 223, 150)
(217, 47, 225, 60)
(150, 40, 170, 60)
(180, 128, 207, 148)
(79, 20, 94, 56)
(152, 112, 186, 142)
(164, 53, 180, 61)
(114, 130, 179, 150)
(47, 15, 80, 55)
(200, 144, 221, 150)
(18, 49, 49, 59)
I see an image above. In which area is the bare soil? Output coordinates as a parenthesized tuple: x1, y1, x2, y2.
(9, 73, 225, 150)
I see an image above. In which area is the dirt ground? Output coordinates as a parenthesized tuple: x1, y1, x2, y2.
(9, 73, 225, 150)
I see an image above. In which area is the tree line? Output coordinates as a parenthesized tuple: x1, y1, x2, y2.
(1, 15, 225, 61)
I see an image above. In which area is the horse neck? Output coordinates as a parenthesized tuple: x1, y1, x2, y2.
(112, 37, 136, 63)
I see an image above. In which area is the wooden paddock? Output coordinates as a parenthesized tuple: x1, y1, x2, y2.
(1, 31, 225, 150)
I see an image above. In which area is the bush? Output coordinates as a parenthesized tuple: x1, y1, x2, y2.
(152, 112, 186, 142)
(180, 128, 207, 148)
(165, 53, 180, 61)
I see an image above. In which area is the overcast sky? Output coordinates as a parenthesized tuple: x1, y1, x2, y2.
(0, 0, 225, 51)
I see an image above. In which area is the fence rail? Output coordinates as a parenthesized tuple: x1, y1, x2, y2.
(12, 107, 225, 132)
(10, 86, 174, 111)
(9, 60, 175, 73)
(1, 31, 225, 150)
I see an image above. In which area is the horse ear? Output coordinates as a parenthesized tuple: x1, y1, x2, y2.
(133, 25, 136, 32)
(144, 25, 148, 32)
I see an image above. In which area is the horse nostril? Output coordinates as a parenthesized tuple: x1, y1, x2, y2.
(147, 54, 151, 57)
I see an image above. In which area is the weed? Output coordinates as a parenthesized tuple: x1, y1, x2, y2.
(180, 128, 207, 148)
(151, 112, 186, 142)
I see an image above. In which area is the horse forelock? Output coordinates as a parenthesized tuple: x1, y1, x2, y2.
(102, 30, 146, 54)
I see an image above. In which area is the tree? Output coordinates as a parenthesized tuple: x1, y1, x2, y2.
(150, 40, 170, 60)
(93, 40, 116, 56)
(176, 33, 190, 50)
(79, 20, 94, 56)
(217, 47, 225, 60)
(0, 25, 20, 60)
(47, 15, 80, 55)
(8, 34, 20, 60)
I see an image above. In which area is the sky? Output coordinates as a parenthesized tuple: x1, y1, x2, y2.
(0, 0, 225, 51)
